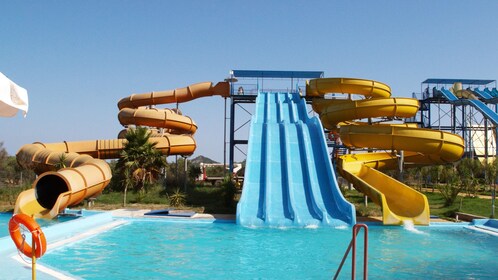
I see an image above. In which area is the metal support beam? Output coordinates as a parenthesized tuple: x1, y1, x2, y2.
(229, 96, 235, 173)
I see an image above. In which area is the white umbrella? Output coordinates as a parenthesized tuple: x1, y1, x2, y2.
(0, 72, 29, 117)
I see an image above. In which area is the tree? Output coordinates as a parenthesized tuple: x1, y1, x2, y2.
(120, 165, 134, 206)
(188, 163, 202, 181)
(117, 127, 167, 195)
(437, 164, 464, 206)
(54, 153, 67, 170)
(0, 142, 7, 162)
(456, 158, 481, 197)
(484, 159, 498, 187)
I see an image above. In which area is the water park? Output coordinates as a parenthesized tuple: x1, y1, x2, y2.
(1, 70, 497, 279)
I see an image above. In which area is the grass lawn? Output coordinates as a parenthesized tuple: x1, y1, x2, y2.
(1, 184, 494, 220)
(343, 188, 495, 220)
(425, 191, 494, 218)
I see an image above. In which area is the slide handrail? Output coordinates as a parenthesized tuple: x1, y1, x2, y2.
(334, 224, 368, 280)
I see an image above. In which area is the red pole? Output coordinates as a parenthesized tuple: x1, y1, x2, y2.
(352, 224, 368, 279)
(352, 226, 357, 279)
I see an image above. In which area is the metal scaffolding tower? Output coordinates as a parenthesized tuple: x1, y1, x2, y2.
(224, 70, 323, 172)
(410, 78, 498, 161)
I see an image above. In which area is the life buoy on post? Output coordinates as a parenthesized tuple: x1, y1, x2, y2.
(9, 213, 47, 258)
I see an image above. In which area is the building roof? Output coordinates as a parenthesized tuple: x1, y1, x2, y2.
(422, 78, 495, 85)
(231, 70, 323, 79)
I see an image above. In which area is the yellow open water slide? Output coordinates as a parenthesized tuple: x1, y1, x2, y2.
(15, 82, 229, 218)
(307, 78, 464, 225)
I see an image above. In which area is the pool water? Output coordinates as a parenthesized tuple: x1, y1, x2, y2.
(40, 220, 498, 279)
(0, 212, 80, 238)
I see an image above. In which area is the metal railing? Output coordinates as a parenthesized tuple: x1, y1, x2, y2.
(334, 224, 368, 280)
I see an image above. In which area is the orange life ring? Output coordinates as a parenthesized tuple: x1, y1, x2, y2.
(9, 213, 47, 258)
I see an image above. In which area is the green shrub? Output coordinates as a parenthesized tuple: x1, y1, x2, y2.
(169, 189, 186, 207)
(222, 176, 237, 208)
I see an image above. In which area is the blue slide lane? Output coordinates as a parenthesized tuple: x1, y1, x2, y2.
(468, 100, 498, 125)
(485, 88, 498, 98)
(236, 92, 356, 227)
(439, 88, 459, 102)
(472, 88, 493, 100)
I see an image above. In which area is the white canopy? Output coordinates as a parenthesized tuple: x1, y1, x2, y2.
(0, 72, 29, 117)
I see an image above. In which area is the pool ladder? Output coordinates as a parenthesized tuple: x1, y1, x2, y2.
(334, 224, 368, 280)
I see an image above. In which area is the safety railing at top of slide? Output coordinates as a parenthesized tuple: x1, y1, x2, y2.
(334, 224, 368, 280)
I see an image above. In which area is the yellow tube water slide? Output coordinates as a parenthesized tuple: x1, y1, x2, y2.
(307, 78, 464, 225)
(15, 81, 229, 218)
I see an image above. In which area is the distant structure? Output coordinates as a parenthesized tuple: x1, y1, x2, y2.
(408, 78, 498, 162)
(197, 162, 242, 185)
(224, 70, 324, 172)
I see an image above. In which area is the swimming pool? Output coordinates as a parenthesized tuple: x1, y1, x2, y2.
(40, 219, 498, 279)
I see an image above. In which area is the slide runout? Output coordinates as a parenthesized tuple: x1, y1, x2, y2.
(341, 165, 429, 225)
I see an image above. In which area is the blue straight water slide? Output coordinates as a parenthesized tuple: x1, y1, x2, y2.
(472, 88, 493, 100)
(467, 100, 498, 125)
(438, 87, 498, 125)
(236, 91, 356, 227)
(484, 88, 498, 98)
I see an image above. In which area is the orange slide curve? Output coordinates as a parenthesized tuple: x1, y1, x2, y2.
(308, 78, 464, 225)
(15, 81, 229, 219)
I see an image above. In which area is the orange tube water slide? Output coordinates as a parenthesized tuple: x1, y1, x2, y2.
(15, 81, 229, 218)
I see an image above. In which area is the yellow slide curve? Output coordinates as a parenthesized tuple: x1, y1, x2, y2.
(15, 82, 229, 219)
(307, 78, 464, 225)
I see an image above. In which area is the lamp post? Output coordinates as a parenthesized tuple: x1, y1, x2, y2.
(492, 182, 496, 219)
(183, 156, 188, 193)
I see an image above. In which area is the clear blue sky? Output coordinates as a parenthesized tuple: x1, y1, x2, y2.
(1, 1, 497, 162)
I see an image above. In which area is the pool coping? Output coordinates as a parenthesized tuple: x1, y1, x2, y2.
(111, 208, 237, 223)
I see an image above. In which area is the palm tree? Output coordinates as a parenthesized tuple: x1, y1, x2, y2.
(54, 153, 67, 170)
(117, 127, 167, 195)
(121, 165, 134, 206)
